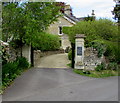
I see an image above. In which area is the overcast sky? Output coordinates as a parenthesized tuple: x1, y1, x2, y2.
(56, 0, 116, 20)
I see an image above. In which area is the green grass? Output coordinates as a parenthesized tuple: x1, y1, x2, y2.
(67, 63, 72, 67)
(73, 69, 118, 78)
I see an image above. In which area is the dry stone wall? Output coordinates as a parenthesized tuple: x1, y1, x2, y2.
(84, 47, 105, 70)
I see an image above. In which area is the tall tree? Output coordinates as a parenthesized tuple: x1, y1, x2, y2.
(2, 2, 61, 56)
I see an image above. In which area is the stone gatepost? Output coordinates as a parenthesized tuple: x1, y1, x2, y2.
(75, 34, 86, 69)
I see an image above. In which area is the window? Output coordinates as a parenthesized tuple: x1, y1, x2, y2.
(59, 26, 62, 35)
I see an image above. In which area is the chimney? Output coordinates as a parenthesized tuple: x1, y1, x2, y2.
(91, 10, 95, 16)
(64, 5, 72, 16)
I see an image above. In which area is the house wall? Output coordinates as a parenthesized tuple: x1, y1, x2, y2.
(47, 16, 74, 35)
(47, 16, 74, 50)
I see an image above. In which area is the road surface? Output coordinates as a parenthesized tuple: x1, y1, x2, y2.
(2, 68, 118, 101)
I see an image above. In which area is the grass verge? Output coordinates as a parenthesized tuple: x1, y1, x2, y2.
(73, 69, 118, 78)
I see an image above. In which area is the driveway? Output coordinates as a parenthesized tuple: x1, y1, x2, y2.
(35, 53, 70, 68)
(2, 68, 118, 101)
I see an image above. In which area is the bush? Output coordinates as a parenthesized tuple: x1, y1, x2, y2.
(2, 57, 29, 88)
(104, 42, 120, 63)
(91, 41, 106, 58)
(16, 57, 29, 69)
(2, 61, 18, 86)
(95, 62, 106, 71)
(107, 62, 118, 70)
(63, 19, 118, 44)
(34, 32, 61, 51)
(68, 50, 72, 60)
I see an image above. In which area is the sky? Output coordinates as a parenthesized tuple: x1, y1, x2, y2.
(56, 0, 116, 20)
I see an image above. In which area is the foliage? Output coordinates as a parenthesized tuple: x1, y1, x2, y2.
(91, 41, 106, 58)
(67, 63, 72, 67)
(1, 42, 9, 65)
(73, 69, 118, 78)
(84, 15, 95, 21)
(82, 70, 91, 74)
(2, 2, 61, 51)
(15, 57, 29, 70)
(104, 41, 120, 63)
(63, 19, 118, 44)
(68, 50, 72, 60)
(95, 62, 118, 71)
(34, 32, 60, 51)
(95, 62, 106, 71)
(2, 57, 29, 91)
(112, 0, 120, 22)
(63, 19, 119, 63)
(2, 61, 18, 86)
(107, 62, 118, 70)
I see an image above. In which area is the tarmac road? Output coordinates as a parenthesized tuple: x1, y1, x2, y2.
(2, 68, 118, 101)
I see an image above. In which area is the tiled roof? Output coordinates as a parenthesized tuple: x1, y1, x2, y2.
(63, 13, 80, 23)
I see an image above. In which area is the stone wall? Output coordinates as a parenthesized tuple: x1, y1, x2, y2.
(84, 47, 105, 70)
(8, 45, 31, 64)
(8, 47, 21, 62)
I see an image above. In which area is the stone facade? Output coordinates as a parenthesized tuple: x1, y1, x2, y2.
(47, 16, 74, 50)
(7, 45, 31, 64)
(75, 34, 85, 69)
(47, 16, 74, 35)
(74, 34, 104, 70)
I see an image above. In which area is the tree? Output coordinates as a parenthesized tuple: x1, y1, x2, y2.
(112, 0, 120, 23)
(84, 15, 95, 21)
(2, 2, 61, 56)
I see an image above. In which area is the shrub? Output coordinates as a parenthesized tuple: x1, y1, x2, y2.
(2, 61, 18, 85)
(91, 41, 106, 58)
(2, 57, 29, 88)
(68, 50, 72, 60)
(16, 57, 29, 69)
(95, 62, 106, 71)
(107, 62, 118, 70)
(63, 19, 118, 44)
(34, 32, 61, 51)
(104, 42, 120, 63)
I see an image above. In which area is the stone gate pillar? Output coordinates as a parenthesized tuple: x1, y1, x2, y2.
(75, 34, 86, 69)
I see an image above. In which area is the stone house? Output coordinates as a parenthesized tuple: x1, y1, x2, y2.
(47, 4, 79, 50)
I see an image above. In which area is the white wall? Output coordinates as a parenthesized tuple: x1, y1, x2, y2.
(22, 45, 31, 64)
